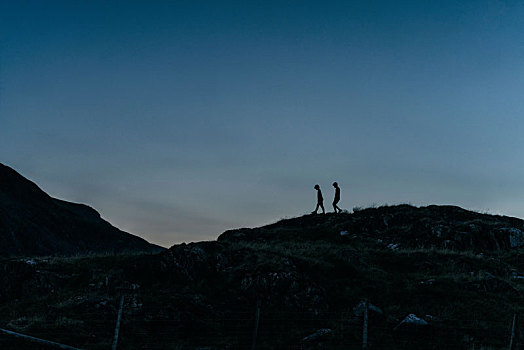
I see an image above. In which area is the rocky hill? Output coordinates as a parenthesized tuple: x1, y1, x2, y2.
(219, 204, 524, 251)
(0, 163, 162, 256)
(0, 206, 522, 349)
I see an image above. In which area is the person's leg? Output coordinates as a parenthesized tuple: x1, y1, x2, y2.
(312, 203, 319, 214)
(320, 202, 325, 214)
(333, 200, 340, 213)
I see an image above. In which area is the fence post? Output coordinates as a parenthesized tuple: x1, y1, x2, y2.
(340, 311, 344, 339)
(251, 299, 261, 350)
(509, 311, 519, 350)
(362, 300, 369, 349)
(112, 295, 125, 350)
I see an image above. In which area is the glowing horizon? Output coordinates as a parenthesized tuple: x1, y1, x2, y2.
(3, 1, 524, 247)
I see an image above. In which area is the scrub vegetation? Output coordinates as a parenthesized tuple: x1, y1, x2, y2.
(0, 205, 523, 349)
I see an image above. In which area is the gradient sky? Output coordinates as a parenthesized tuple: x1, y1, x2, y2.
(2, 1, 524, 247)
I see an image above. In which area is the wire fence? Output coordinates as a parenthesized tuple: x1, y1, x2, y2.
(0, 305, 521, 349)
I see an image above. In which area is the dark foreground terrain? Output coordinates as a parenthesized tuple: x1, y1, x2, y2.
(1, 205, 523, 349)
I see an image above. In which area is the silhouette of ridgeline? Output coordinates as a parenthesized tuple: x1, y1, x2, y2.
(219, 205, 524, 251)
(0, 163, 163, 257)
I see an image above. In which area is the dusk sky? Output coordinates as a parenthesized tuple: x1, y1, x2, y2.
(2, 1, 524, 247)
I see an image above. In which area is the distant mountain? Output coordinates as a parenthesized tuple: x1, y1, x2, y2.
(0, 163, 163, 257)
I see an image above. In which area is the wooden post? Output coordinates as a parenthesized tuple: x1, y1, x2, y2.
(362, 300, 369, 349)
(250, 299, 261, 350)
(340, 311, 344, 339)
(112, 295, 125, 350)
(509, 311, 519, 350)
(0, 328, 82, 350)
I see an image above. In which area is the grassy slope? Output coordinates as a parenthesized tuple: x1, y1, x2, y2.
(0, 210, 523, 349)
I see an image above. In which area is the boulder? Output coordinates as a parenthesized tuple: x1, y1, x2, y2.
(497, 228, 524, 248)
(394, 314, 428, 331)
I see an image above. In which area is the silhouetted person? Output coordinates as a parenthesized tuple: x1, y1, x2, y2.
(332, 182, 342, 213)
(312, 184, 325, 214)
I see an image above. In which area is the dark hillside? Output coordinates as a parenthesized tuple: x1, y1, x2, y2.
(0, 206, 523, 349)
(0, 163, 162, 257)
(219, 205, 524, 251)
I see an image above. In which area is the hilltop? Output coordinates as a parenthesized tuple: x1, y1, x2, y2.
(0, 205, 523, 349)
(0, 163, 162, 256)
(219, 204, 524, 251)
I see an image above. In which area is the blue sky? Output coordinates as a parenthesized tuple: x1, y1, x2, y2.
(2, 1, 524, 247)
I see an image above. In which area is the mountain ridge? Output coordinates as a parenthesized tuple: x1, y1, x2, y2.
(0, 163, 163, 257)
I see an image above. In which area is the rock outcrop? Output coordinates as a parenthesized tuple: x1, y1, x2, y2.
(219, 204, 524, 252)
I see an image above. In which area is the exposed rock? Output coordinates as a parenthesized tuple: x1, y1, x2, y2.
(388, 243, 400, 250)
(302, 328, 333, 342)
(424, 314, 438, 322)
(431, 225, 450, 238)
(394, 314, 429, 331)
(159, 242, 215, 281)
(511, 272, 524, 281)
(419, 279, 435, 286)
(497, 227, 524, 248)
(218, 204, 524, 252)
(126, 295, 143, 310)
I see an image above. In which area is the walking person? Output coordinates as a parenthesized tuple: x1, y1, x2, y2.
(332, 182, 342, 213)
(312, 184, 325, 214)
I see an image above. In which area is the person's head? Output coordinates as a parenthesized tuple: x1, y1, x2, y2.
(314, 184, 320, 190)
(332, 182, 338, 188)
